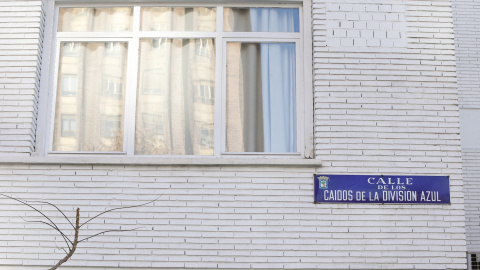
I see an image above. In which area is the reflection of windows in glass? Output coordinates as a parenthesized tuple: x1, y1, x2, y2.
(194, 84, 214, 104)
(105, 42, 123, 57)
(61, 114, 76, 137)
(58, 7, 133, 32)
(62, 42, 79, 56)
(101, 115, 122, 138)
(141, 7, 216, 31)
(200, 126, 213, 148)
(53, 42, 127, 152)
(152, 38, 167, 49)
(73, 8, 89, 16)
(102, 77, 123, 99)
(195, 38, 210, 56)
(141, 70, 165, 95)
(60, 75, 78, 96)
(142, 113, 164, 138)
(53, 5, 308, 156)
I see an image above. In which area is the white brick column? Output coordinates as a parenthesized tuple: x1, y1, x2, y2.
(0, 0, 44, 156)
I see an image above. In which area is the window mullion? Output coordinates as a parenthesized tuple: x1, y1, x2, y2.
(133, 6, 141, 32)
(48, 39, 63, 153)
(214, 6, 224, 156)
(295, 39, 304, 157)
(125, 38, 139, 155)
(123, 6, 141, 155)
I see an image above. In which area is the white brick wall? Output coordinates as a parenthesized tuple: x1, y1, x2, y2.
(315, 0, 461, 175)
(462, 150, 480, 253)
(0, 0, 468, 269)
(0, 0, 44, 156)
(453, 0, 480, 109)
(314, 0, 465, 268)
(453, 0, 480, 255)
(0, 164, 468, 269)
(325, 0, 407, 49)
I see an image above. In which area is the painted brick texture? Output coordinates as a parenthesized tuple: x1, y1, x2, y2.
(453, 0, 480, 109)
(0, 0, 468, 270)
(462, 150, 480, 253)
(0, 0, 44, 156)
(313, 0, 466, 268)
(0, 164, 467, 269)
(453, 0, 480, 254)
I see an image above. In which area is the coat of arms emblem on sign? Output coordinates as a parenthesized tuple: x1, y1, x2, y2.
(317, 176, 329, 189)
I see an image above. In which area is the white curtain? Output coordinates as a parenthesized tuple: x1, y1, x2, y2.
(226, 8, 297, 152)
(249, 8, 298, 32)
(260, 43, 296, 152)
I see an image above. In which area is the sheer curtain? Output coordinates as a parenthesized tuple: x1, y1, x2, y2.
(135, 38, 215, 155)
(226, 8, 297, 153)
(260, 43, 296, 152)
(253, 8, 297, 153)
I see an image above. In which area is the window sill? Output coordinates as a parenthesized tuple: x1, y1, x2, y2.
(0, 155, 322, 167)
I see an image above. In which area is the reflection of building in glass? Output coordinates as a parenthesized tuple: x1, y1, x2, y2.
(60, 74, 77, 96)
(194, 84, 214, 104)
(196, 39, 211, 57)
(55, 7, 216, 155)
(141, 7, 216, 31)
(53, 41, 127, 152)
(102, 76, 123, 99)
(54, 7, 132, 152)
(60, 114, 76, 137)
(135, 37, 215, 155)
(58, 7, 133, 32)
(134, 4, 216, 156)
(62, 42, 79, 56)
(100, 114, 122, 138)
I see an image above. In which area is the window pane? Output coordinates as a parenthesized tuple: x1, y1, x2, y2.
(141, 7, 216, 31)
(226, 42, 296, 153)
(136, 38, 215, 155)
(60, 114, 76, 137)
(61, 74, 77, 96)
(58, 7, 133, 32)
(224, 8, 299, 32)
(53, 42, 127, 152)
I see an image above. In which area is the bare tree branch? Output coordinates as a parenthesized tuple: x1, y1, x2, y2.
(27, 200, 75, 229)
(79, 227, 143, 243)
(54, 240, 69, 255)
(79, 197, 160, 228)
(0, 194, 65, 236)
(48, 208, 80, 270)
(20, 217, 73, 248)
(1, 193, 161, 270)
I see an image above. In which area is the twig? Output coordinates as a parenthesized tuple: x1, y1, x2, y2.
(79, 197, 160, 228)
(20, 217, 73, 249)
(79, 227, 143, 243)
(1, 193, 161, 270)
(0, 194, 64, 236)
(48, 208, 80, 270)
(27, 200, 75, 229)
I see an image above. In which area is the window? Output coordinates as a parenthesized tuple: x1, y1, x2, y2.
(101, 115, 122, 138)
(60, 114, 76, 137)
(105, 42, 125, 58)
(49, 4, 311, 157)
(102, 77, 123, 99)
(196, 39, 212, 57)
(62, 42, 78, 56)
(60, 74, 78, 96)
(195, 84, 214, 104)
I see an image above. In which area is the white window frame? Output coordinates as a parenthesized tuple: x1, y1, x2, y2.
(36, 0, 313, 159)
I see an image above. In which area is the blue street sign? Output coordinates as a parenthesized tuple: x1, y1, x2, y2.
(314, 174, 450, 204)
